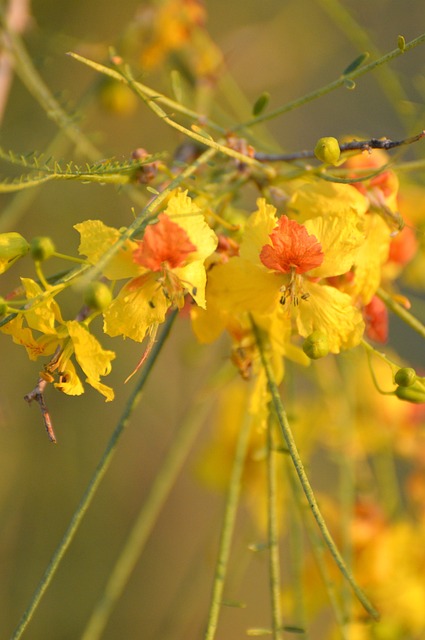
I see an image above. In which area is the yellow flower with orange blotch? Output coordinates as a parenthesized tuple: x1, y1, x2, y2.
(75, 191, 218, 342)
(198, 197, 365, 354)
(0, 278, 115, 399)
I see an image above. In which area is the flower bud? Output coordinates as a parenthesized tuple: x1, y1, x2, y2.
(395, 382, 425, 404)
(0, 232, 29, 273)
(394, 367, 417, 387)
(314, 137, 341, 165)
(30, 236, 55, 261)
(302, 331, 329, 359)
(83, 281, 112, 311)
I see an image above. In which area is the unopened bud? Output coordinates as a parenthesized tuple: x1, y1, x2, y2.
(83, 281, 112, 311)
(0, 232, 29, 273)
(302, 331, 329, 359)
(314, 137, 341, 165)
(30, 236, 55, 262)
(394, 367, 417, 387)
(395, 382, 425, 404)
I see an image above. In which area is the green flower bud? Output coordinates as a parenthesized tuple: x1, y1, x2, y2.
(395, 382, 425, 404)
(83, 281, 112, 311)
(314, 137, 341, 165)
(302, 331, 330, 360)
(0, 232, 29, 273)
(394, 367, 417, 387)
(30, 236, 55, 262)
(0, 296, 7, 316)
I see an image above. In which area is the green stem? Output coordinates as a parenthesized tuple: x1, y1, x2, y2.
(267, 417, 283, 640)
(251, 320, 380, 621)
(204, 412, 252, 640)
(80, 389, 213, 640)
(377, 287, 425, 340)
(315, 0, 417, 133)
(287, 466, 348, 639)
(238, 32, 425, 130)
(10, 310, 177, 640)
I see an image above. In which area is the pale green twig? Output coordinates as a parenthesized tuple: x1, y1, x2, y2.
(251, 320, 380, 621)
(204, 412, 252, 640)
(80, 389, 213, 640)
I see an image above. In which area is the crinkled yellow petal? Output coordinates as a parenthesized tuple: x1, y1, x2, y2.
(304, 214, 364, 278)
(288, 181, 368, 222)
(75, 220, 139, 280)
(239, 198, 278, 264)
(0, 315, 57, 360)
(164, 190, 218, 261)
(174, 261, 207, 308)
(296, 282, 364, 352)
(350, 214, 391, 304)
(54, 359, 84, 396)
(207, 258, 284, 316)
(103, 276, 169, 342)
(21, 277, 63, 333)
(190, 302, 227, 344)
(66, 320, 115, 401)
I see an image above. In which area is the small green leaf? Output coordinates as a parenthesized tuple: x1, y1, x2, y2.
(282, 625, 306, 634)
(252, 91, 270, 116)
(342, 51, 369, 76)
(397, 35, 406, 52)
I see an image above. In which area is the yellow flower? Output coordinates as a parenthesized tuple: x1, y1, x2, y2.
(0, 279, 115, 400)
(200, 196, 365, 353)
(0, 232, 29, 273)
(76, 191, 218, 342)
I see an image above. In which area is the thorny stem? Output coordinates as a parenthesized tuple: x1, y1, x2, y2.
(10, 310, 177, 640)
(251, 319, 380, 621)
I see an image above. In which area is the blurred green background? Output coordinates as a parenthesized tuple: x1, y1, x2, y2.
(1, 1, 425, 638)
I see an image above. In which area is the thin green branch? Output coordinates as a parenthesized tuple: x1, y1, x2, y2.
(10, 310, 178, 640)
(238, 32, 425, 130)
(204, 411, 252, 640)
(267, 417, 283, 640)
(315, 0, 418, 132)
(80, 389, 213, 640)
(377, 287, 425, 340)
(251, 320, 380, 621)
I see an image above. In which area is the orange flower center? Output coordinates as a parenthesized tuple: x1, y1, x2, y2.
(133, 213, 196, 271)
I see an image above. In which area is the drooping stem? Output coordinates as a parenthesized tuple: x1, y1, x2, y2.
(377, 287, 425, 340)
(10, 310, 178, 640)
(251, 319, 380, 621)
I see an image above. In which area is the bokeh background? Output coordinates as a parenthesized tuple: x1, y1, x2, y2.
(1, 1, 425, 638)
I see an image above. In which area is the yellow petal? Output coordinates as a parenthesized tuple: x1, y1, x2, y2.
(207, 257, 284, 316)
(304, 214, 364, 278)
(66, 320, 115, 400)
(54, 359, 85, 396)
(0, 232, 29, 273)
(75, 220, 139, 280)
(288, 181, 368, 222)
(239, 198, 278, 264)
(103, 276, 169, 342)
(21, 277, 62, 333)
(296, 282, 364, 352)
